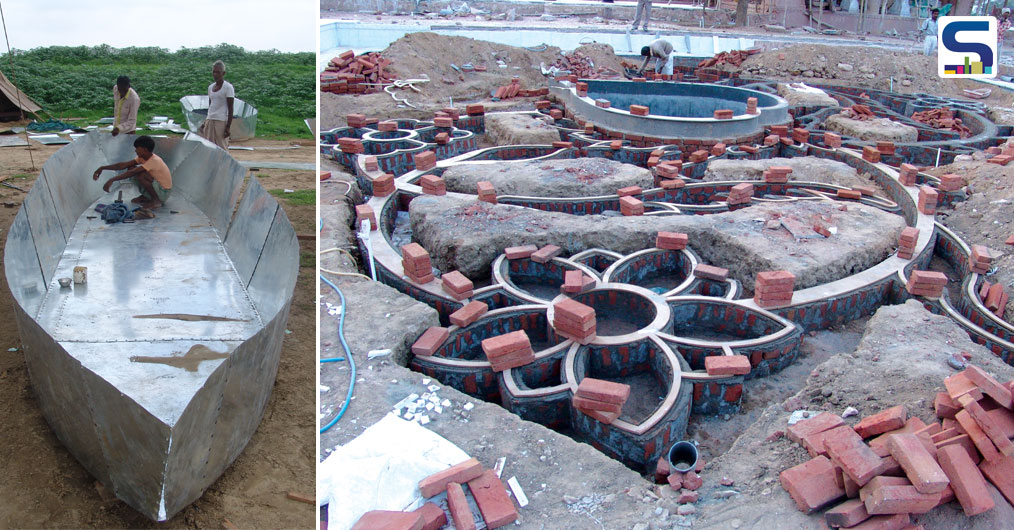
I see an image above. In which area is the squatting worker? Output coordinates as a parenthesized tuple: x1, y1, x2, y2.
(92, 135, 172, 209)
(112, 75, 139, 137)
(200, 59, 235, 149)
(638, 39, 674, 76)
(921, 8, 939, 56)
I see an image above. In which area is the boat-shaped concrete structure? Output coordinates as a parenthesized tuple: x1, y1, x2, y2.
(4, 132, 298, 521)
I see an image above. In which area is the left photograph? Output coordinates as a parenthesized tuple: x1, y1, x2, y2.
(0, 1, 317, 528)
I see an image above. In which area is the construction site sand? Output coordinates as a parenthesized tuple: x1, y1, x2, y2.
(0, 139, 316, 528)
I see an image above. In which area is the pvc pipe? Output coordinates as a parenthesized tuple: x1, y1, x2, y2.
(358, 219, 377, 281)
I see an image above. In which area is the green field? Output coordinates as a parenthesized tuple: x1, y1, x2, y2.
(0, 44, 314, 139)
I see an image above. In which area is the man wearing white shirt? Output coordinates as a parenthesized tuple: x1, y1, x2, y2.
(200, 60, 235, 149)
(112, 76, 139, 137)
(921, 8, 940, 56)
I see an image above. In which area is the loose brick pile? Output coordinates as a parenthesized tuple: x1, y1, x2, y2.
(979, 282, 1009, 318)
(969, 245, 993, 275)
(573, 377, 630, 424)
(350, 457, 519, 530)
(654, 451, 707, 496)
(754, 270, 794, 308)
(911, 107, 972, 138)
(492, 77, 542, 100)
(481, 330, 535, 372)
(841, 104, 876, 121)
(321, 50, 395, 94)
(780, 363, 1014, 526)
(696, 48, 759, 68)
(554, 298, 597, 344)
(547, 51, 622, 79)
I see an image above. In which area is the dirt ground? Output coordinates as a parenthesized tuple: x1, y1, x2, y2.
(0, 138, 316, 528)
(928, 152, 1014, 324)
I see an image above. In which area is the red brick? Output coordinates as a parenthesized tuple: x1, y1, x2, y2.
(555, 298, 595, 325)
(666, 470, 682, 489)
(678, 490, 698, 503)
(504, 245, 538, 259)
(954, 409, 1001, 462)
(551, 141, 572, 149)
(908, 269, 948, 287)
(876, 141, 895, 155)
(887, 433, 949, 494)
(859, 476, 911, 502)
(617, 185, 643, 197)
(412, 327, 449, 356)
(434, 132, 450, 145)
(418, 458, 484, 498)
(549, 109, 563, 121)
(467, 470, 517, 529)
(961, 398, 1014, 457)
(595, 99, 611, 108)
(680, 471, 703, 490)
(862, 146, 882, 163)
(711, 143, 727, 156)
(986, 283, 1006, 312)
(630, 105, 650, 116)
(929, 427, 960, 444)
(837, 189, 862, 200)
(351, 510, 424, 530)
(899, 227, 919, 245)
(843, 469, 861, 497)
(803, 425, 854, 458)
(944, 371, 984, 402)
(481, 330, 531, 358)
(917, 186, 938, 214)
(979, 454, 1014, 506)
(848, 513, 910, 530)
(984, 407, 1014, 438)
(660, 178, 685, 189)
(355, 204, 378, 231)
(854, 405, 907, 439)
(825, 428, 887, 486)
(825, 498, 870, 528)
(656, 231, 689, 250)
(704, 355, 751, 376)
(573, 395, 623, 413)
(433, 117, 454, 128)
(965, 364, 1014, 409)
(346, 113, 366, 127)
(531, 244, 562, 264)
(619, 196, 644, 216)
(689, 149, 710, 163)
(576, 377, 630, 405)
(414, 150, 437, 171)
(714, 109, 734, 120)
(488, 349, 535, 372)
(446, 482, 476, 530)
(937, 443, 994, 516)
(655, 456, 671, 483)
(787, 412, 845, 445)
(414, 502, 447, 530)
(449, 301, 488, 328)
(779, 455, 847, 514)
(694, 264, 729, 282)
(989, 154, 1014, 165)
(824, 132, 842, 148)
(377, 121, 398, 133)
(763, 134, 779, 146)
(580, 408, 620, 424)
(441, 271, 473, 295)
(466, 104, 484, 116)
(864, 483, 939, 515)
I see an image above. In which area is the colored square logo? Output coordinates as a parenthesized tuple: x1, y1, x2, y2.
(938, 16, 998, 78)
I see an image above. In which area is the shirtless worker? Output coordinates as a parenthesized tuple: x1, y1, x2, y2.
(92, 135, 172, 209)
(638, 39, 674, 77)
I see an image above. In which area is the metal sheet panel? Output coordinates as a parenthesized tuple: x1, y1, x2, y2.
(168, 144, 245, 236)
(224, 178, 278, 286)
(4, 208, 46, 315)
(245, 207, 299, 321)
(22, 171, 67, 285)
(43, 133, 113, 240)
(179, 95, 258, 141)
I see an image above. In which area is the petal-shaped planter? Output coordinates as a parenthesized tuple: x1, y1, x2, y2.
(494, 255, 599, 304)
(604, 247, 697, 297)
(4, 133, 298, 521)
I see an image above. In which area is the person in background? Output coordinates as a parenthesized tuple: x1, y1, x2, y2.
(921, 8, 940, 56)
(631, 0, 652, 32)
(999, 8, 1012, 54)
(638, 39, 674, 76)
(200, 60, 234, 149)
(112, 75, 139, 137)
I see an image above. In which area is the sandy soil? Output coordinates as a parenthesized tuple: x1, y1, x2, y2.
(0, 138, 316, 528)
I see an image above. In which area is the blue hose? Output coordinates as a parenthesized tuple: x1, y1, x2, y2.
(320, 274, 356, 433)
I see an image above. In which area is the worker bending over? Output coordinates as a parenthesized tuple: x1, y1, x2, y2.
(638, 39, 674, 76)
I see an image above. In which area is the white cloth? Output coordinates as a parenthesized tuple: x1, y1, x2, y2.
(206, 80, 235, 121)
(924, 34, 938, 56)
(656, 53, 674, 75)
(921, 17, 938, 37)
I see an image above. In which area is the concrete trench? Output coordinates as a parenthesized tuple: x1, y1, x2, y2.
(322, 73, 1014, 480)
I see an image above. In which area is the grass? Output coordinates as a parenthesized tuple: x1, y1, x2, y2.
(269, 188, 315, 206)
(1, 45, 314, 139)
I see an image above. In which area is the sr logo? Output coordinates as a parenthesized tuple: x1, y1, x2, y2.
(938, 16, 998, 78)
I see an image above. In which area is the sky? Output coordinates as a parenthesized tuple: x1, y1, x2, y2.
(0, 0, 316, 53)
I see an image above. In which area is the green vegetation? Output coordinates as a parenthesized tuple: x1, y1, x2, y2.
(269, 188, 315, 206)
(0, 44, 314, 138)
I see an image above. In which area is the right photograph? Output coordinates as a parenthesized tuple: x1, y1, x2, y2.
(319, 0, 1014, 527)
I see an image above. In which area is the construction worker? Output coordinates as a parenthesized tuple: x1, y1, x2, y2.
(999, 8, 1012, 53)
(112, 75, 139, 137)
(638, 39, 675, 76)
(92, 135, 172, 209)
(631, 0, 652, 31)
(921, 8, 939, 56)
(199, 60, 235, 149)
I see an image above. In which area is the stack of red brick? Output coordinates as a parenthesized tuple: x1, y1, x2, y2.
(351, 457, 518, 530)
(355, 204, 377, 231)
(754, 270, 794, 308)
(321, 50, 395, 95)
(441, 271, 474, 301)
(547, 51, 622, 79)
(897, 227, 919, 260)
(918, 186, 938, 215)
(969, 245, 993, 275)
(553, 298, 596, 344)
(656, 231, 688, 251)
(780, 363, 1014, 527)
(979, 281, 1008, 318)
(764, 166, 792, 184)
(562, 269, 596, 294)
(420, 174, 446, 196)
(911, 107, 972, 138)
(372, 173, 395, 197)
(696, 48, 758, 68)
(449, 301, 488, 328)
(899, 163, 919, 186)
(402, 243, 434, 284)
(572, 377, 630, 424)
(906, 270, 948, 298)
(476, 181, 497, 204)
(842, 104, 875, 121)
(338, 137, 365, 154)
(938, 173, 964, 192)
(727, 183, 754, 206)
(656, 160, 684, 186)
(493, 77, 524, 100)
(619, 196, 644, 216)
(746, 97, 759, 115)
(481, 330, 535, 372)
